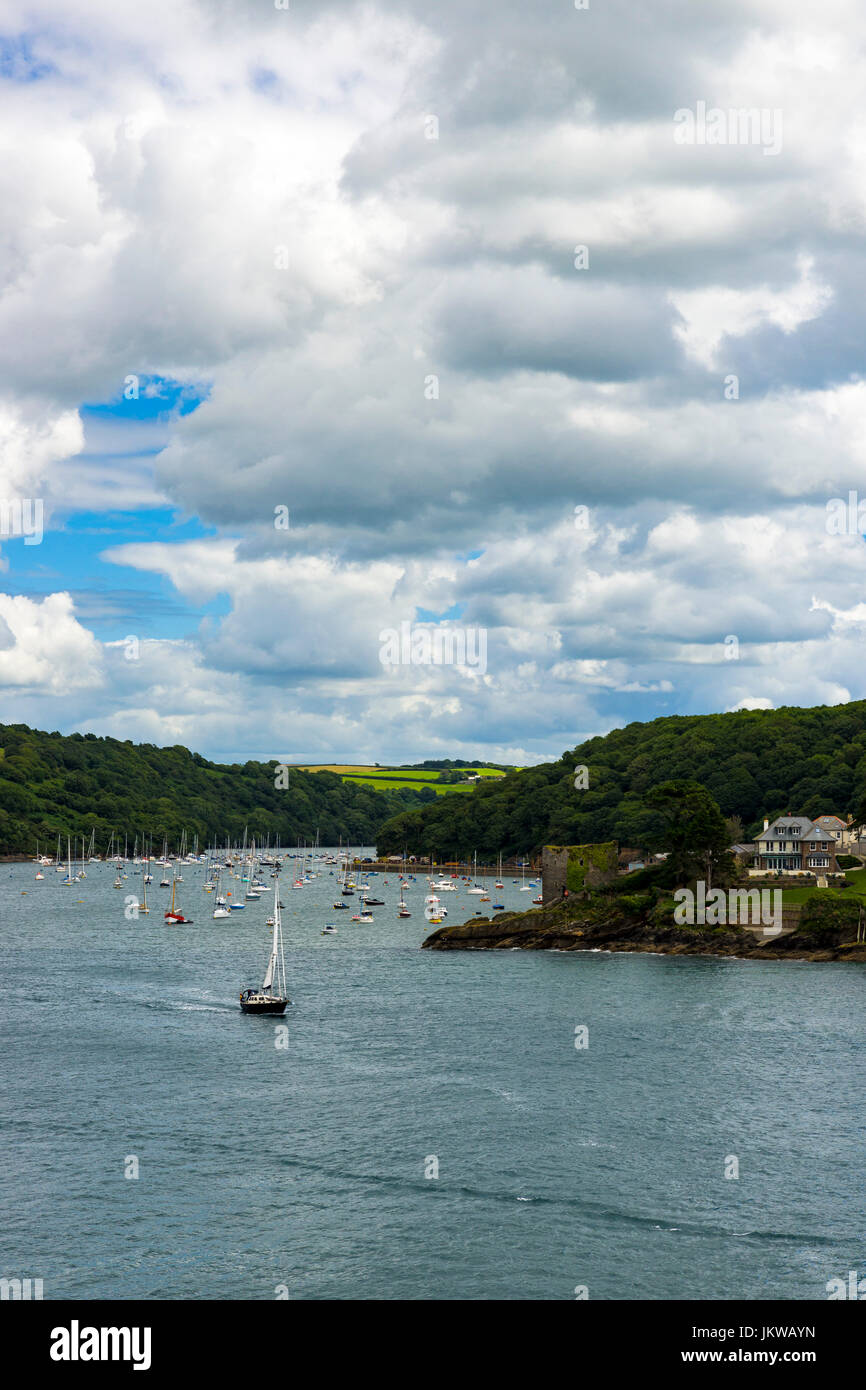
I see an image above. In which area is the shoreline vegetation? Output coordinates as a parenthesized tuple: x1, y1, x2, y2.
(422, 896, 866, 964)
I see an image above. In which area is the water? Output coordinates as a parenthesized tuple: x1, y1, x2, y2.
(0, 855, 862, 1300)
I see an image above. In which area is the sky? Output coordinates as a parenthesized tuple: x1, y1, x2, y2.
(1, 0, 866, 765)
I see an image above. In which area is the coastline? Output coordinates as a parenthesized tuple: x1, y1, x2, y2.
(422, 900, 866, 964)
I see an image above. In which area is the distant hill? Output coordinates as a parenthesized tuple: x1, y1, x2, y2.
(376, 702, 866, 859)
(0, 724, 449, 855)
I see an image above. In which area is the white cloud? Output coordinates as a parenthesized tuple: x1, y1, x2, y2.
(2, 1, 866, 761)
(0, 593, 103, 693)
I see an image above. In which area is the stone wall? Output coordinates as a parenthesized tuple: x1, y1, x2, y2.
(542, 842, 618, 903)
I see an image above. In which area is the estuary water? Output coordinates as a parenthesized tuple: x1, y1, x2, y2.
(0, 854, 863, 1300)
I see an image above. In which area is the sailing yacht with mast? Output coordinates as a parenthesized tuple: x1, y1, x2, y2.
(165, 864, 191, 924)
(240, 884, 289, 1014)
(133, 874, 150, 917)
(61, 837, 76, 885)
(467, 851, 485, 894)
(212, 868, 230, 918)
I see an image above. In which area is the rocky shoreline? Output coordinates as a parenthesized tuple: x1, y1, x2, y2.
(421, 900, 866, 964)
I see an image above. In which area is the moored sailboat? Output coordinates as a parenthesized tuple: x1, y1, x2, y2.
(165, 868, 191, 924)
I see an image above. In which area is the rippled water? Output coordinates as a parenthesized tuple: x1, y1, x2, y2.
(0, 855, 862, 1299)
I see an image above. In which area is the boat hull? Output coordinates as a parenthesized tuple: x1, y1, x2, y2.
(240, 996, 289, 1015)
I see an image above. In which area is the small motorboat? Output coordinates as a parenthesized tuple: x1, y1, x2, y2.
(321, 925, 337, 935)
(333, 901, 349, 910)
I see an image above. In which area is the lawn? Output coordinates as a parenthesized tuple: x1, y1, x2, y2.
(779, 867, 866, 906)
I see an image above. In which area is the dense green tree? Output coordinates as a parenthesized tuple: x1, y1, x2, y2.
(643, 781, 730, 888)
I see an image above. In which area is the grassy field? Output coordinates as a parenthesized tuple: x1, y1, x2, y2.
(341, 776, 473, 795)
(779, 867, 866, 905)
(291, 763, 509, 795)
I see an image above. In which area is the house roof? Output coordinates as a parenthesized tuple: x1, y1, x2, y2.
(757, 817, 836, 843)
(813, 815, 846, 830)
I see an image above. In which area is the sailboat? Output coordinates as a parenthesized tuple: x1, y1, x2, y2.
(467, 851, 485, 894)
(62, 838, 76, 885)
(231, 831, 248, 908)
(240, 885, 289, 1014)
(135, 875, 150, 917)
(212, 868, 230, 919)
(165, 866, 191, 924)
(398, 884, 411, 918)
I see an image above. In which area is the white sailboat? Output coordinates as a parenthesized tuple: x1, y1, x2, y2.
(212, 868, 230, 918)
(62, 837, 76, 885)
(467, 851, 485, 894)
(240, 884, 289, 1014)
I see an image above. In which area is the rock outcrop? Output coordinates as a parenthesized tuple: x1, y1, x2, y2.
(422, 900, 866, 963)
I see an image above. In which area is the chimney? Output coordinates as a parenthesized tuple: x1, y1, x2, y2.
(763, 818, 769, 831)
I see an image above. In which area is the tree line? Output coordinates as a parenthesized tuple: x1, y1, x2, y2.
(0, 724, 438, 854)
(376, 701, 866, 859)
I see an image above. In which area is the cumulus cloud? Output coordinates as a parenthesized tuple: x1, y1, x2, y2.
(0, 593, 103, 694)
(1, 0, 866, 762)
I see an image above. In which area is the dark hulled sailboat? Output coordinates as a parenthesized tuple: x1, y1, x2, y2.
(240, 884, 289, 1015)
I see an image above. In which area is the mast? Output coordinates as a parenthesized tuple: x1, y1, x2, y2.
(262, 883, 283, 995)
